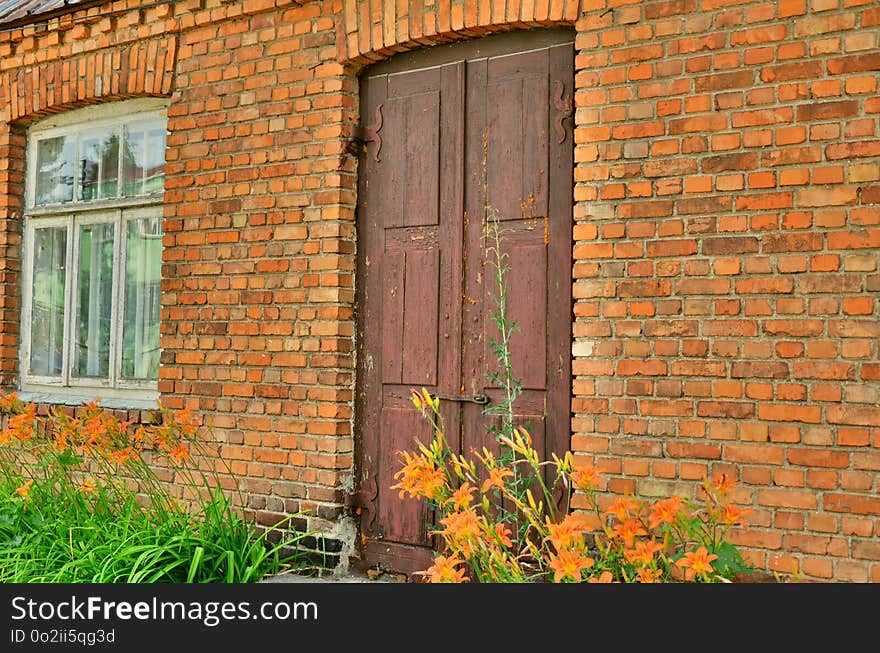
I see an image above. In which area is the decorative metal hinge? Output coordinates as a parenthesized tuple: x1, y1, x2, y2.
(346, 103, 384, 161)
(552, 80, 573, 145)
(347, 475, 378, 534)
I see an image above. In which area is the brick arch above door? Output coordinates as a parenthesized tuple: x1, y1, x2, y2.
(335, 0, 580, 65)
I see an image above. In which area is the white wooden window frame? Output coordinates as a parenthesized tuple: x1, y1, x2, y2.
(20, 100, 167, 404)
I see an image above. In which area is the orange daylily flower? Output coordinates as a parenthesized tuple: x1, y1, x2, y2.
(173, 409, 198, 438)
(548, 549, 594, 582)
(648, 496, 684, 529)
(721, 504, 752, 526)
(711, 473, 736, 496)
(168, 442, 190, 464)
(426, 555, 469, 583)
(636, 567, 663, 583)
(481, 467, 514, 493)
(51, 429, 69, 452)
(0, 392, 22, 413)
(544, 513, 588, 552)
(439, 509, 482, 543)
(77, 477, 97, 494)
(415, 466, 446, 502)
(131, 426, 148, 450)
(6, 406, 37, 442)
(611, 518, 647, 547)
(446, 482, 476, 511)
(607, 496, 639, 522)
(569, 463, 602, 492)
(587, 570, 614, 583)
(493, 523, 513, 548)
(82, 416, 106, 447)
(676, 546, 718, 575)
(14, 479, 33, 500)
(624, 540, 664, 566)
(391, 450, 430, 499)
(108, 447, 136, 464)
(392, 450, 446, 502)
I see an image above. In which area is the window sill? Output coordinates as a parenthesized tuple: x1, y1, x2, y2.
(16, 391, 160, 412)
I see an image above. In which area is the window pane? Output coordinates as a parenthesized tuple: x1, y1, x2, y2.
(122, 217, 161, 380)
(73, 223, 114, 379)
(122, 120, 166, 197)
(144, 126, 166, 194)
(35, 136, 74, 205)
(29, 227, 67, 376)
(79, 136, 100, 201)
(78, 131, 119, 201)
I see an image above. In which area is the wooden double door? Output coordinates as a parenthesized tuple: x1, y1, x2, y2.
(354, 30, 574, 574)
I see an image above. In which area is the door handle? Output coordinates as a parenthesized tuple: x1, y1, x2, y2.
(430, 392, 490, 406)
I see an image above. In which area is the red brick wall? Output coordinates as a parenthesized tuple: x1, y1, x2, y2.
(1, 0, 878, 580)
(569, 0, 880, 583)
(0, 122, 24, 385)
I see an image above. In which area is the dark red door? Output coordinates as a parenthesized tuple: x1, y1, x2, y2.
(354, 30, 574, 574)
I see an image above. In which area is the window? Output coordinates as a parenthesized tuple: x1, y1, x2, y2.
(22, 100, 167, 402)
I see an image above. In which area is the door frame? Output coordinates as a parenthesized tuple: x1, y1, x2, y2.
(351, 27, 576, 575)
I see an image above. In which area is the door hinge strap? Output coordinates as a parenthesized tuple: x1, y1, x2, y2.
(552, 80, 572, 144)
(430, 393, 490, 405)
(348, 103, 384, 161)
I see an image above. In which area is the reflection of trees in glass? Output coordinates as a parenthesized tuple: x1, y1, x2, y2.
(79, 133, 119, 201)
(35, 136, 74, 205)
(122, 217, 161, 380)
(74, 224, 114, 378)
(35, 118, 166, 206)
(29, 228, 67, 375)
(123, 120, 166, 197)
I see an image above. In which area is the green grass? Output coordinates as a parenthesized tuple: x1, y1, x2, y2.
(0, 398, 313, 584)
(0, 480, 310, 583)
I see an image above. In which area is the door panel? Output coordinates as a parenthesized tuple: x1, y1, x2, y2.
(355, 30, 574, 574)
(383, 91, 440, 228)
(400, 248, 440, 386)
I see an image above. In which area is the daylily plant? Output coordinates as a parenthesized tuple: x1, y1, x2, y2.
(394, 387, 753, 583)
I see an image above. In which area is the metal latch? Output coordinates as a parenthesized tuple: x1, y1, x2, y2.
(430, 393, 490, 405)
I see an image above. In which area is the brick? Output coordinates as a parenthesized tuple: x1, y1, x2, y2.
(829, 230, 880, 250)
(796, 187, 859, 207)
(825, 141, 880, 160)
(676, 278, 730, 295)
(645, 0, 697, 20)
(826, 53, 880, 74)
(665, 441, 722, 459)
(787, 448, 850, 468)
(616, 360, 667, 376)
(646, 239, 698, 257)
(731, 362, 789, 378)
(763, 320, 824, 337)
(760, 61, 823, 83)
(735, 278, 794, 294)
(757, 404, 822, 423)
(702, 237, 759, 255)
(757, 489, 818, 510)
(827, 405, 880, 427)
(695, 70, 755, 92)
(824, 493, 880, 516)
(762, 146, 822, 166)
(697, 401, 754, 418)
(701, 152, 757, 173)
